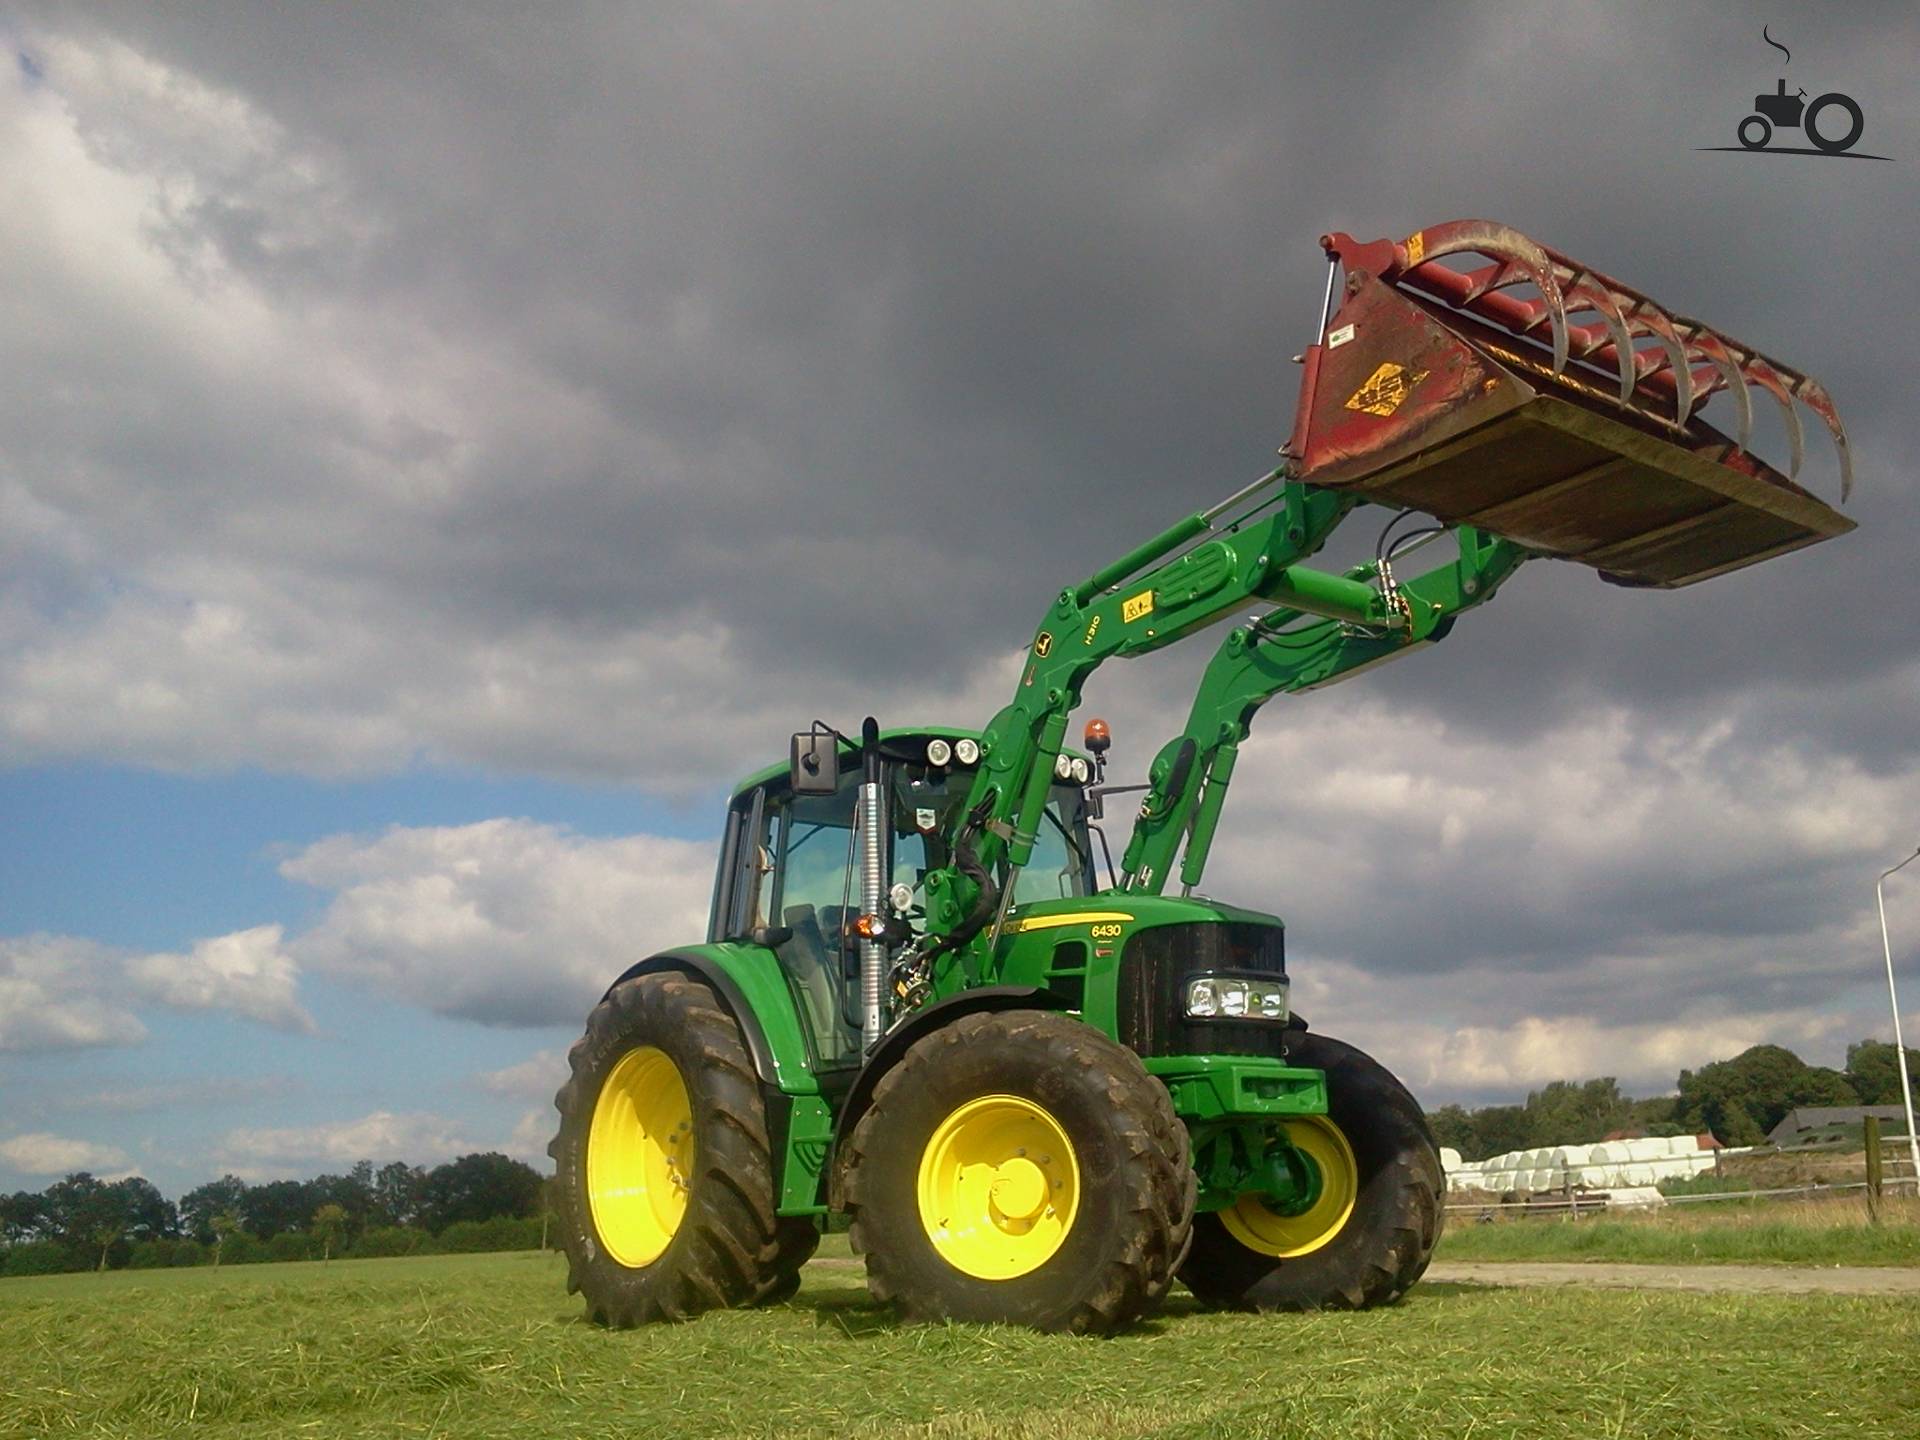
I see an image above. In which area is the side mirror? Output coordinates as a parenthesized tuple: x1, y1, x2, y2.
(790, 731, 840, 794)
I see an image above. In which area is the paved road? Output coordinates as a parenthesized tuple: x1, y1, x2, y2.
(812, 1255, 1920, 1296)
(1426, 1260, 1920, 1296)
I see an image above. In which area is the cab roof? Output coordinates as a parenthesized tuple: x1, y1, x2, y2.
(728, 725, 982, 801)
(728, 724, 1091, 803)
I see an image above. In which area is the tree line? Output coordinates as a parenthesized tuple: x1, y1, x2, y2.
(0, 1152, 548, 1278)
(1428, 1039, 1917, 1159)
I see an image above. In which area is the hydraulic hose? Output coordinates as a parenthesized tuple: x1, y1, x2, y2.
(921, 801, 999, 969)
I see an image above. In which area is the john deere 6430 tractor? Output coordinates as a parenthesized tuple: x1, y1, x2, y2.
(550, 220, 1853, 1332)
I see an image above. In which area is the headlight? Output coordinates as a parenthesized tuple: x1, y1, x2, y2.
(1187, 978, 1219, 1017)
(925, 738, 952, 766)
(1069, 756, 1090, 784)
(1054, 752, 1074, 780)
(1185, 974, 1288, 1023)
(953, 737, 981, 765)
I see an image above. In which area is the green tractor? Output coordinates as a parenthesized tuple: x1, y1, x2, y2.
(550, 220, 1853, 1332)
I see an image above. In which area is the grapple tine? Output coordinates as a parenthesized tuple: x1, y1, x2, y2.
(1626, 303, 1694, 423)
(1740, 357, 1807, 481)
(1562, 274, 1637, 403)
(1682, 325, 1753, 454)
(1389, 220, 1569, 373)
(1792, 376, 1853, 501)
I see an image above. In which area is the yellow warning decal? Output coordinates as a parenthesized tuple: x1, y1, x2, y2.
(1344, 362, 1430, 418)
(1405, 231, 1425, 265)
(1121, 590, 1155, 624)
(1034, 631, 1054, 658)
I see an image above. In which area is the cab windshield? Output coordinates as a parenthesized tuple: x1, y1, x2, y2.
(720, 750, 1094, 1068)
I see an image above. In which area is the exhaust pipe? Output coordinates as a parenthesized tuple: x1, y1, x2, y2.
(858, 716, 887, 1051)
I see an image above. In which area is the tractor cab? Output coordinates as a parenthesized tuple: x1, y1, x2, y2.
(709, 727, 1097, 1067)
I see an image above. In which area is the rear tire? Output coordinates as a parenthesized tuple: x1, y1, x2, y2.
(843, 1010, 1193, 1333)
(1178, 1032, 1440, 1311)
(550, 971, 818, 1325)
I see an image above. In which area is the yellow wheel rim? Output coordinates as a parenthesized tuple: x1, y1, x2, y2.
(916, 1094, 1080, 1280)
(1219, 1115, 1359, 1258)
(587, 1046, 693, 1267)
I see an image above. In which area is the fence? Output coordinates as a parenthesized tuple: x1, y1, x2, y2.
(1443, 1140, 1916, 1217)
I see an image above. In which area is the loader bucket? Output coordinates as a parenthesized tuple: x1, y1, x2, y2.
(1288, 221, 1854, 588)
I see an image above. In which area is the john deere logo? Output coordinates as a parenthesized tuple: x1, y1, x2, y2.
(1344, 362, 1428, 418)
(1699, 27, 1889, 161)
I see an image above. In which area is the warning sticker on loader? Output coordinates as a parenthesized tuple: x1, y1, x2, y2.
(1344, 361, 1429, 418)
(1121, 590, 1155, 624)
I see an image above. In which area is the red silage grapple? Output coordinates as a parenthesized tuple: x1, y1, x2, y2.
(1287, 220, 1853, 588)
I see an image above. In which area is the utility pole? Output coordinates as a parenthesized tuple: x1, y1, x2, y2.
(1875, 848, 1920, 1192)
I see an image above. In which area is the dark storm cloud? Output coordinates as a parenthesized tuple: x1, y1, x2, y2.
(14, 2, 1913, 728)
(4, 3, 1918, 1091)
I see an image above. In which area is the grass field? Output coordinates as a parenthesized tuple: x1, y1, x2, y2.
(3, 1248, 1917, 1439)
(1436, 1195, 1920, 1267)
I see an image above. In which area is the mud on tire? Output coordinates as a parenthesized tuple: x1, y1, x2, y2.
(550, 970, 818, 1325)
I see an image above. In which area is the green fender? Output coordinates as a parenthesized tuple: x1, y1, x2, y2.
(602, 946, 819, 1095)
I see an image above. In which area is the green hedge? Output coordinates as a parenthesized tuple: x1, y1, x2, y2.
(436, 1216, 543, 1253)
(5, 1216, 549, 1278)
(128, 1238, 208, 1269)
(1, 1242, 74, 1276)
(350, 1226, 439, 1259)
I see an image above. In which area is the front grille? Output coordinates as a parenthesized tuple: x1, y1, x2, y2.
(1116, 920, 1289, 1058)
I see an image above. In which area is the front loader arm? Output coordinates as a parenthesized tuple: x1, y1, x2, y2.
(920, 477, 1413, 963)
(1120, 526, 1528, 895)
(903, 212, 1849, 997)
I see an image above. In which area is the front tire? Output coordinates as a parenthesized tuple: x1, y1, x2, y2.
(550, 971, 818, 1325)
(843, 1010, 1193, 1333)
(1179, 1032, 1441, 1311)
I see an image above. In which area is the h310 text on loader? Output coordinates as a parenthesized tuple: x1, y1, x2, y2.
(550, 220, 1853, 1332)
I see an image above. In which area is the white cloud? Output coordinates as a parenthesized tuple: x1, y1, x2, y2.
(210, 1107, 553, 1181)
(126, 924, 313, 1032)
(0, 927, 313, 1053)
(214, 1110, 475, 1181)
(0, 1131, 132, 1176)
(52, 1076, 300, 1114)
(283, 819, 713, 1026)
(506, 1108, 555, 1167)
(478, 1048, 568, 1102)
(0, 935, 147, 1052)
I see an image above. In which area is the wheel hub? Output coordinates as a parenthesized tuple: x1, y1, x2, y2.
(1219, 1114, 1358, 1258)
(988, 1156, 1049, 1226)
(916, 1094, 1081, 1280)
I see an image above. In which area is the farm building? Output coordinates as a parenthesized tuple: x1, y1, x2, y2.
(1766, 1106, 1913, 1148)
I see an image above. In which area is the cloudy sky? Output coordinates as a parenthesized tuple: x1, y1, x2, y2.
(3, 3, 1917, 1196)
